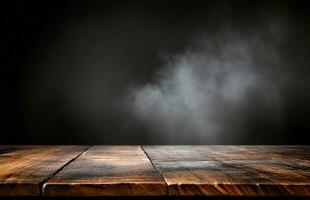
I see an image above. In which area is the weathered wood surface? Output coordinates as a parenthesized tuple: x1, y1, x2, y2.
(0, 145, 88, 196)
(43, 146, 167, 196)
(143, 146, 310, 196)
(0, 145, 309, 196)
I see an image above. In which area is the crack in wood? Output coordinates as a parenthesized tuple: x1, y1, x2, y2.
(39, 146, 91, 196)
(141, 145, 169, 195)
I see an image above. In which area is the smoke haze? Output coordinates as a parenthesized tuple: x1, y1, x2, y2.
(128, 23, 289, 144)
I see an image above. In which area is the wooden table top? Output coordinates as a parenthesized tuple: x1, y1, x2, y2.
(0, 145, 309, 196)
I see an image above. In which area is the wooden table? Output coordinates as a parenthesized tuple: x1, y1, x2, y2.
(0, 145, 309, 196)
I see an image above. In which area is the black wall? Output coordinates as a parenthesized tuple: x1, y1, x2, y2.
(1, 0, 309, 144)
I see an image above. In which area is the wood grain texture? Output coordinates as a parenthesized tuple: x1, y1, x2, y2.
(43, 146, 167, 196)
(0, 146, 88, 196)
(1, 145, 309, 196)
(143, 146, 310, 196)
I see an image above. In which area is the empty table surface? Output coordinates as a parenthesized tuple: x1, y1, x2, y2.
(0, 145, 88, 196)
(0, 145, 309, 196)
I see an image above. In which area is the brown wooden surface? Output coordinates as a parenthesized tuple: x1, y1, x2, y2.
(43, 146, 167, 196)
(0, 145, 309, 196)
(0, 145, 88, 196)
(143, 146, 310, 196)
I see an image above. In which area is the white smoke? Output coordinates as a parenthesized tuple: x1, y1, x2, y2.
(127, 25, 287, 144)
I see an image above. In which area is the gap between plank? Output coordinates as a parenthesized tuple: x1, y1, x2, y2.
(140, 146, 169, 195)
(39, 146, 92, 196)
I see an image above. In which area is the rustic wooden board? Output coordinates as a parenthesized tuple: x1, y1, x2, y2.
(0, 146, 88, 196)
(143, 146, 310, 196)
(143, 145, 310, 162)
(43, 146, 167, 196)
(1, 145, 309, 196)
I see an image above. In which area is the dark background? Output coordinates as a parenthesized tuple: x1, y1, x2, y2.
(1, 0, 309, 144)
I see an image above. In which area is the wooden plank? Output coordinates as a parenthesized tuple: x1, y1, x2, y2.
(43, 146, 167, 196)
(143, 145, 310, 162)
(143, 146, 310, 196)
(0, 145, 88, 196)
